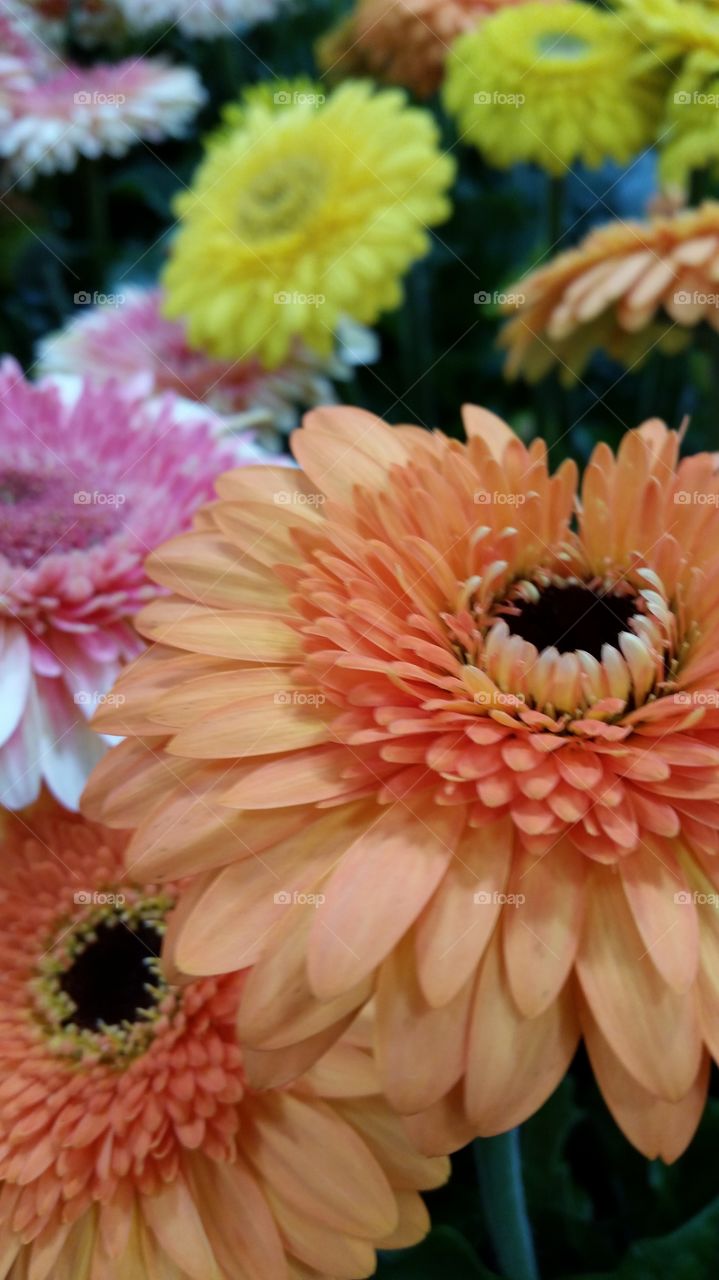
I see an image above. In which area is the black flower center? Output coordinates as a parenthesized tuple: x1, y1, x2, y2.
(503, 583, 638, 660)
(60, 918, 163, 1031)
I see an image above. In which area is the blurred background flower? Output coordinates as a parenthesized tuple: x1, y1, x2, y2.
(37, 285, 379, 443)
(500, 200, 719, 380)
(163, 80, 455, 366)
(0, 359, 238, 811)
(318, 0, 542, 100)
(443, 1, 666, 174)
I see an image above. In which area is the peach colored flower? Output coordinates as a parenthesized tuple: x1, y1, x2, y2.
(0, 800, 447, 1278)
(318, 0, 547, 99)
(85, 408, 719, 1162)
(499, 201, 719, 382)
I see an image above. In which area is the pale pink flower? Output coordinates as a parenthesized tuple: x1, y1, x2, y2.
(38, 286, 378, 434)
(0, 357, 236, 811)
(0, 31, 204, 184)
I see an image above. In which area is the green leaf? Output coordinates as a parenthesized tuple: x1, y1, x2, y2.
(377, 1226, 500, 1279)
(565, 1197, 719, 1280)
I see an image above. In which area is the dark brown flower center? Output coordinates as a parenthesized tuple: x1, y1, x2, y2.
(60, 916, 163, 1032)
(502, 582, 638, 660)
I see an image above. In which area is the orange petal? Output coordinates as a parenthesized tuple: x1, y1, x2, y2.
(246, 1092, 398, 1238)
(576, 866, 702, 1101)
(307, 798, 462, 999)
(376, 932, 472, 1114)
(291, 407, 409, 501)
(503, 838, 586, 1017)
(620, 841, 699, 993)
(581, 999, 708, 1163)
(414, 817, 513, 1007)
(465, 931, 579, 1134)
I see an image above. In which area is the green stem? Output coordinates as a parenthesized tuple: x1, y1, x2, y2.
(546, 175, 565, 257)
(474, 1130, 540, 1280)
(84, 159, 109, 288)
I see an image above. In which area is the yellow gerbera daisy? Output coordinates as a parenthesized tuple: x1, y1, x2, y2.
(660, 52, 719, 188)
(443, 1, 666, 174)
(614, 0, 719, 60)
(163, 80, 455, 367)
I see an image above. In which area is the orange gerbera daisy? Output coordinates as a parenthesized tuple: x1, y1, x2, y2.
(0, 801, 447, 1278)
(86, 408, 719, 1162)
(318, 0, 537, 100)
(500, 200, 719, 382)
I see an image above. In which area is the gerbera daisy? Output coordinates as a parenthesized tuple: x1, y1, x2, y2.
(499, 201, 719, 382)
(0, 357, 237, 811)
(37, 286, 379, 436)
(318, 0, 546, 101)
(659, 52, 719, 189)
(115, 0, 290, 38)
(0, 48, 204, 183)
(0, 800, 447, 1278)
(443, 1, 665, 174)
(86, 406, 719, 1162)
(614, 0, 719, 61)
(162, 80, 455, 367)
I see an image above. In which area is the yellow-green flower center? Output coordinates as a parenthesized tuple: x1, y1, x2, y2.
(236, 155, 326, 242)
(32, 892, 175, 1065)
(536, 31, 591, 60)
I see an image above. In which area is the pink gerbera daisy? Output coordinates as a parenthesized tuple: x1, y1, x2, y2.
(0, 18, 204, 184)
(38, 286, 378, 435)
(0, 357, 237, 811)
